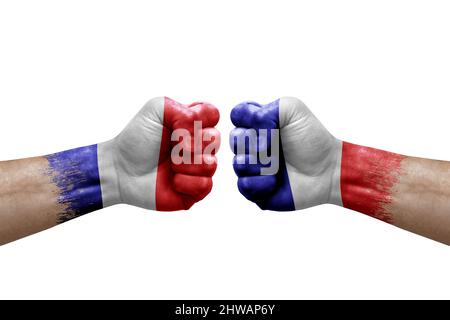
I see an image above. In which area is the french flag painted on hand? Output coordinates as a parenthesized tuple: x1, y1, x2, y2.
(230, 99, 296, 211)
(230, 97, 403, 224)
(47, 97, 220, 222)
(230, 97, 343, 211)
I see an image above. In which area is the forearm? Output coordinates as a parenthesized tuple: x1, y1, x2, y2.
(0, 97, 220, 245)
(0, 144, 113, 245)
(340, 142, 450, 244)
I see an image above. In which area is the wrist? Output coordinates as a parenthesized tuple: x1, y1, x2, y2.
(46, 144, 105, 222)
(339, 142, 405, 222)
(97, 139, 122, 207)
(328, 138, 343, 206)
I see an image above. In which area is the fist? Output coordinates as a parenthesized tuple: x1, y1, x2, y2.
(99, 97, 221, 210)
(230, 97, 341, 210)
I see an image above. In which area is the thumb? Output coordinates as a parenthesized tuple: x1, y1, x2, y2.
(278, 96, 313, 128)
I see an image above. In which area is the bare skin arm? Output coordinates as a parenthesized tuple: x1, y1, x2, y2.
(230, 97, 450, 245)
(0, 97, 220, 246)
(0, 145, 105, 246)
(0, 157, 64, 244)
(341, 143, 450, 244)
(394, 157, 450, 242)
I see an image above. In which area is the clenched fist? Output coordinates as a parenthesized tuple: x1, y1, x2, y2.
(230, 96, 450, 245)
(100, 97, 221, 211)
(230, 97, 341, 210)
(0, 97, 221, 245)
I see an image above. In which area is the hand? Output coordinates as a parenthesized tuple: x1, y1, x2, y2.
(230, 97, 341, 210)
(100, 97, 221, 211)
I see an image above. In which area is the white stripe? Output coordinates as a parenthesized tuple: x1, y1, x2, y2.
(98, 140, 121, 207)
(279, 97, 342, 210)
(98, 97, 165, 209)
(330, 142, 343, 207)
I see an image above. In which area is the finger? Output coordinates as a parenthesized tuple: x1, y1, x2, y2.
(230, 128, 256, 154)
(202, 127, 221, 154)
(189, 102, 220, 128)
(229, 127, 269, 155)
(230, 101, 262, 128)
(177, 128, 219, 153)
(173, 174, 213, 201)
(172, 154, 217, 176)
(233, 154, 267, 176)
(237, 175, 277, 201)
(165, 98, 220, 130)
(171, 128, 221, 156)
(231, 100, 279, 129)
(180, 196, 197, 210)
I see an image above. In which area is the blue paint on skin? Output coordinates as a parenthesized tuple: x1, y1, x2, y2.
(230, 99, 295, 211)
(46, 144, 103, 223)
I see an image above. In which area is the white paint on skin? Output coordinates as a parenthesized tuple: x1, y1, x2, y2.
(98, 97, 165, 209)
(279, 96, 343, 209)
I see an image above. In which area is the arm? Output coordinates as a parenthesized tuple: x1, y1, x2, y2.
(0, 97, 220, 245)
(341, 143, 450, 244)
(230, 97, 450, 245)
(0, 146, 105, 244)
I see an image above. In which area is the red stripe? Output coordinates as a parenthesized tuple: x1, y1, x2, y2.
(155, 97, 219, 211)
(155, 98, 194, 210)
(340, 142, 405, 223)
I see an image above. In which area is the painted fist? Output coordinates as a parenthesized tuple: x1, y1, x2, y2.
(99, 97, 220, 211)
(230, 97, 341, 210)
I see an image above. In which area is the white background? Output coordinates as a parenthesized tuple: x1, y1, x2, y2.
(0, 0, 449, 299)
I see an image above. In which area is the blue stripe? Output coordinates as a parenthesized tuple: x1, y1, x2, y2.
(231, 99, 295, 211)
(46, 144, 103, 223)
(261, 144, 295, 211)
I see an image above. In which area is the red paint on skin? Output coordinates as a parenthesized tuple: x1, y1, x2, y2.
(155, 97, 220, 211)
(340, 142, 405, 223)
